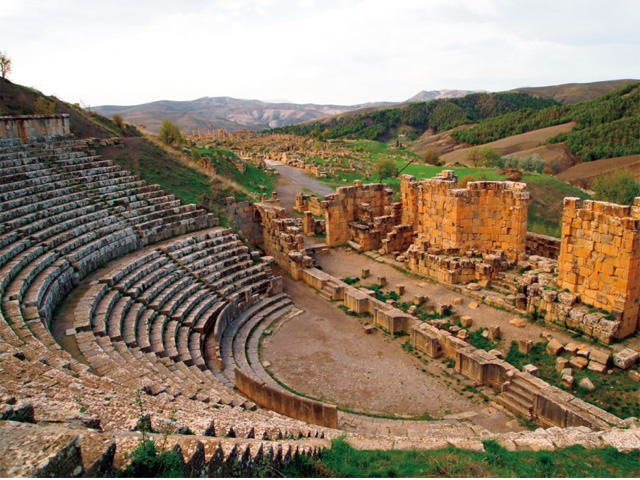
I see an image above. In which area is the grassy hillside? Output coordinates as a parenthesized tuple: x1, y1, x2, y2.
(274, 93, 559, 142)
(452, 83, 640, 162)
(0, 77, 138, 139)
(509, 79, 640, 104)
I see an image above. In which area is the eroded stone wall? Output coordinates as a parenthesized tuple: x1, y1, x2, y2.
(0, 114, 71, 143)
(323, 180, 394, 246)
(557, 197, 640, 337)
(526, 232, 561, 259)
(401, 171, 529, 261)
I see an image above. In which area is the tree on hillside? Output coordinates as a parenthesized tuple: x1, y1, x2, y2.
(466, 147, 482, 167)
(158, 119, 184, 146)
(112, 114, 124, 129)
(480, 146, 503, 168)
(0, 51, 11, 79)
(423, 148, 442, 166)
(591, 170, 640, 205)
(374, 158, 398, 182)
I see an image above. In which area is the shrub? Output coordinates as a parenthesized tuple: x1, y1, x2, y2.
(112, 114, 124, 129)
(503, 153, 545, 173)
(118, 440, 185, 478)
(423, 148, 442, 166)
(34, 97, 55, 114)
(374, 158, 398, 182)
(591, 169, 640, 205)
(158, 119, 184, 146)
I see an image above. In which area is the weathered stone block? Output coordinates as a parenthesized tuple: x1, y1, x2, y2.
(562, 375, 574, 388)
(518, 339, 534, 354)
(523, 364, 539, 376)
(489, 325, 501, 341)
(613, 349, 639, 369)
(587, 361, 606, 374)
(569, 356, 589, 370)
(578, 377, 596, 392)
(452, 297, 463, 305)
(546, 338, 563, 356)
(460, 315, 473, 328)
(556, 357, 569, 372)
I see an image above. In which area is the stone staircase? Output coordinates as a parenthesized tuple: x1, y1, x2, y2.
(497, 376, 536, 421)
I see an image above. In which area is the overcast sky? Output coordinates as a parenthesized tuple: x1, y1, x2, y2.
(2, 0, 639, 107)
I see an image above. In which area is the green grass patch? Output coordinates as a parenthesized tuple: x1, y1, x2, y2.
(112, 142, 211, 206)
(282, 437, 640, 478)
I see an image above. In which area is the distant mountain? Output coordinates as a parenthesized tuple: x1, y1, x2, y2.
(507, 79, 639, 104)
(94, 90, 478, 134)
(405, 89, 484, 103)
(94, 97, 372, 134)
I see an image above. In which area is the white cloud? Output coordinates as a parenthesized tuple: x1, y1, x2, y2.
(1, 0, 638, 106)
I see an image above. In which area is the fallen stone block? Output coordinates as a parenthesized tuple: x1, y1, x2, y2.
(546, 338, 564, 356)
(509, 318, 527, 328)
(361, 268, 369, 279)
(629, 370, 640, 382)
(452, 297, 463, 306)
(576, 349, 590, 359)
(467, 283, 481, 291)
(518, 339, 534, 354)
(395, 285, 405, 296)
(561, 368, 573, 377)
(569, 356, 589, 370)
(363, 324, 375, 334)
(564, 342, 579, 354)
(460, 315, 473, 328)
(562, 375, 574, 388)
(523, 364, 539, 376)
(589, 349, 610, 366)
(587, 361, 606, 374)
(613, 348, 639, 370)
(488, 349, 503, 358)
(556, 357, 569, 372)
(468, 302, 479, 310)
(489, 325, 501, 341)
(578, 377, 596, 392)
(413, 295, 424, 305)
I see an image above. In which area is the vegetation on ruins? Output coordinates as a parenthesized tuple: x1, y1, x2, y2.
(274, 92, 558, 141)
(591, 169, 640, 205)
(282, 437, 640, 478)
(451, 82, 640, 162)
(0, 50, 11, 78)
(505, 341, 640, 419)
(112, 113, 124, 128)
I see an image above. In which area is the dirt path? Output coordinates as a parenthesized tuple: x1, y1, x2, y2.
(266, 159, 333, 215)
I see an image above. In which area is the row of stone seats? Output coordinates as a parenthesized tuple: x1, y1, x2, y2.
(72, 227, 277, 411)
(0, 420, 327, 477)
(218, 293, 295, 387)
(0, 138, 334, 448)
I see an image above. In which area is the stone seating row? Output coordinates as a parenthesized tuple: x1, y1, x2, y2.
(0, 138, 333, 456)
(0, 420, 326, 478)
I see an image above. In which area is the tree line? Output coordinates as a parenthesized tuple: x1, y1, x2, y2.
(451, 83, 640, 162)
(272, 93, 558, 141)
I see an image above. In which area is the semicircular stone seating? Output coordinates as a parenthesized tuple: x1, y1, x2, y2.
(0, 137, 334, 476)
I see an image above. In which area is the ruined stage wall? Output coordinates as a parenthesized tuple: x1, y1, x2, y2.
(557, 197, 640, 337)
(401, 171, 529, 261)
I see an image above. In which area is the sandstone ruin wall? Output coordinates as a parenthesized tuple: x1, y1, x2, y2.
(0, 114, 71, 144)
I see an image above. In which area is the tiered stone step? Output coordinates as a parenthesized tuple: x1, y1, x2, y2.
(0, 420, 327, 478)
(497, 376, 537, 420)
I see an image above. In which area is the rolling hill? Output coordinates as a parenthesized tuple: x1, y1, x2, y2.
(508, 79, 639, 105)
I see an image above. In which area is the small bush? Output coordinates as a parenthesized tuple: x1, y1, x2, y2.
(591, 169, 640, 205)
(112, 114, 124, 129)
(118, 440, 185, 478)
(423, 148, 442, 166)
